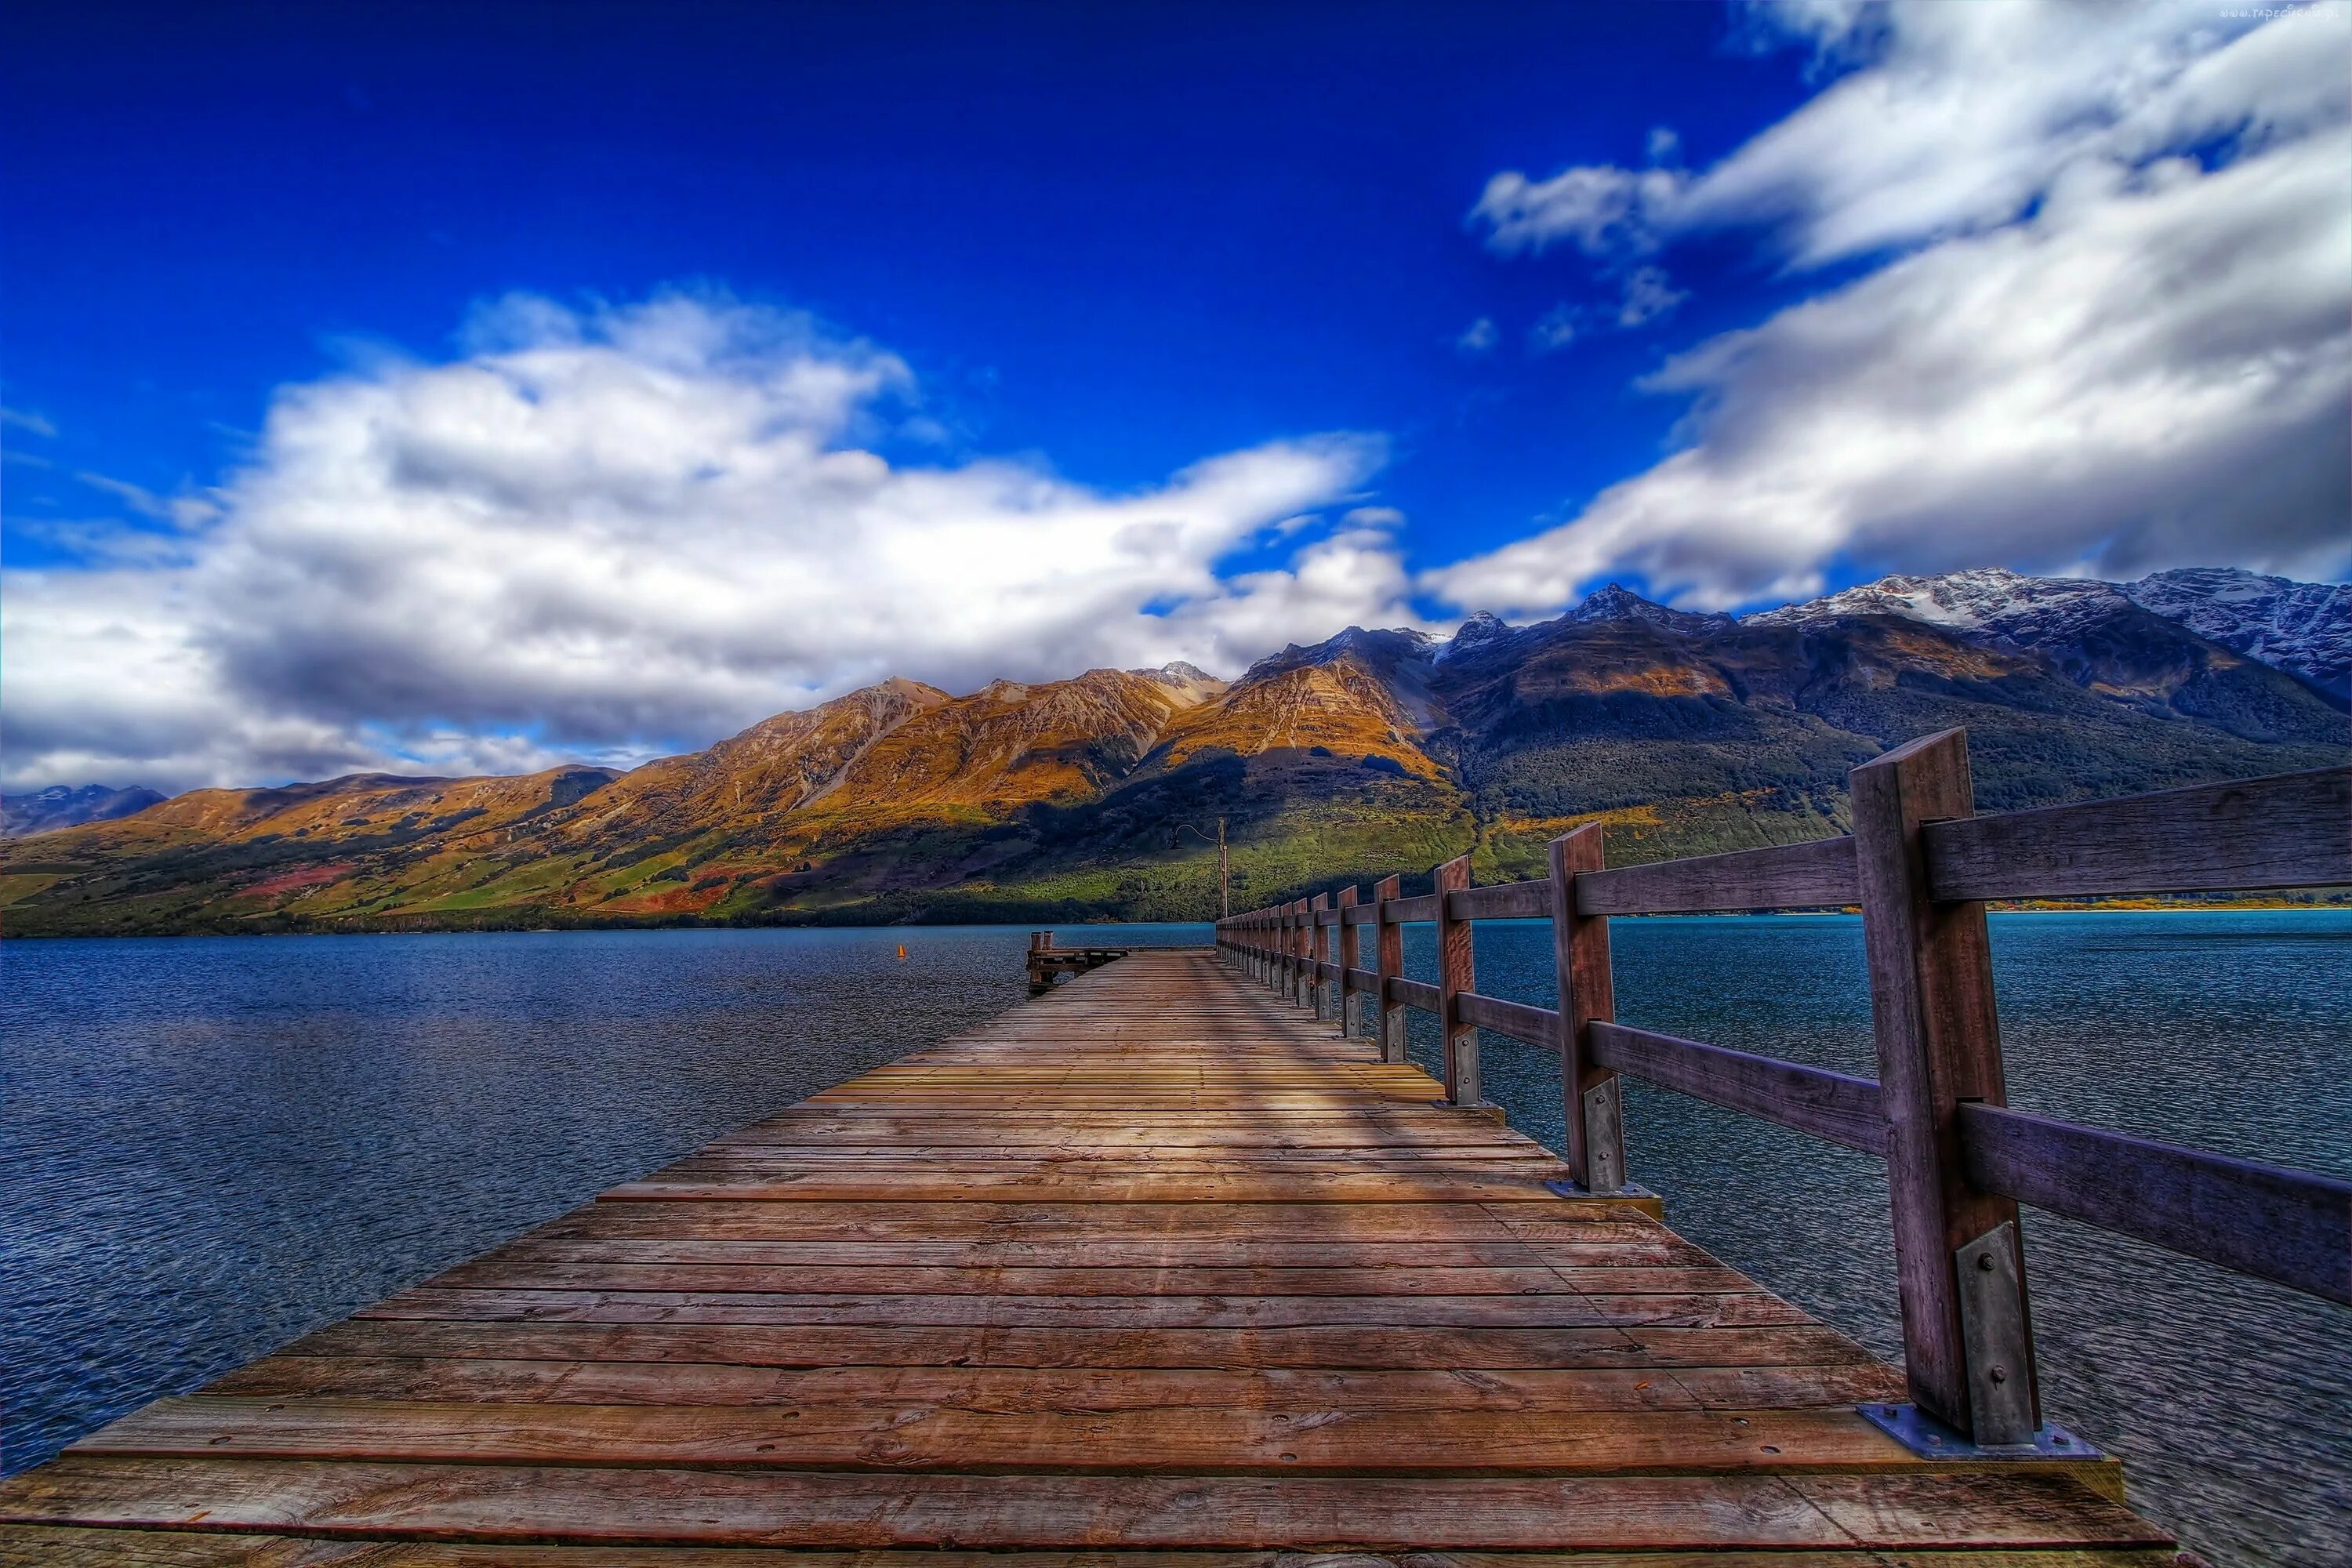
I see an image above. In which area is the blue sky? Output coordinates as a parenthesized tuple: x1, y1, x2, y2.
(4, 1, 2347, 791)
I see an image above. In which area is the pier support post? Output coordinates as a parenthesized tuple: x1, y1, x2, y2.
(1291, 900, 1312, 1008)
(1374, 874, 1406, 1062)
(1548, 826, 1626, 1194)
(1335, 884, 1360, 1036)
(1434, 855, 1480, 1106)
(1853, 728, 2040, 1447)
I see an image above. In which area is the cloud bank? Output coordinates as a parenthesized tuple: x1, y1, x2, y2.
(2, 294, 1413, 793)
(1439, 0, 2352, 612)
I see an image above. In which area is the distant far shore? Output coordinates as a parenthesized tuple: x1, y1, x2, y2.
(6, 895, 2346, 938)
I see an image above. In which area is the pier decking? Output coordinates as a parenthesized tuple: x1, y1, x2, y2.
(1, 947, 2177, 1566)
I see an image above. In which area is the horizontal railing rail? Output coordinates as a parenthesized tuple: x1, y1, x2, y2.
(1217, 740, 2350, 1450)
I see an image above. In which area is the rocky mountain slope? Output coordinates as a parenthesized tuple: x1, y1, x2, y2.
(5, 568, 2343, 935)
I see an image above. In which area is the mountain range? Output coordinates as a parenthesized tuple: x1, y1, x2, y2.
(4, 566, 2344, 935)
(0, 783, 168, 840)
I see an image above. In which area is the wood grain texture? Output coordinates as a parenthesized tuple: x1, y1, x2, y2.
(1958, 1102, 2352, 1304)
(1576, 836, 1858, 916)
(0, 946, 2158, 1560)
(1924, 765, 2351, 901)
(1588, 1024, 1886, 1159)
(1551, 824, 1623, 1193)
(1450, 879, 1553, 921)
(1335, 884, 1361, 1036)
(1434, 855, 1479, 1107)
(1850, 729, 2036, 1441)
(1374, 873, 1406, 1064)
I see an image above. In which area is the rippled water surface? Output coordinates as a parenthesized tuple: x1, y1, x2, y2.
(3, 914, 2346, 1565)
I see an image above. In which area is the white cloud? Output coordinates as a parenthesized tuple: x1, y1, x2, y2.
(2, 291, 1411, 793)
(1455, 317, 1500, 354)
(1526, 267, 1688, 357)
(1614, 267, 1687, 328)
(1434, 1, 2352, 615)
(2, 405, 59, 438)
(1472, 163, 1685, 259)
(74, 471, 222, 530)
(1527, 304, 1581, 356)
(1473, 1, 2349, 268)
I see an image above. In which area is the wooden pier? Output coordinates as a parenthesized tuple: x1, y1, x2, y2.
(4, 731, 2344, 1564)
(1025, 930, 1130, 993)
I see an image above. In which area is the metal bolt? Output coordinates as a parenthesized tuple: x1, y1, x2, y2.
(1976, 1253, 1995, 1271)
(1989, 1366, 2007, 1384)
(2054, 1434, 2071, 1446)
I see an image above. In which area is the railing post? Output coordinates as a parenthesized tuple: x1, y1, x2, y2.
(1548, 825, 1626, 1194)
(1852, 728, 2040, 1447)
(1334, 884, 1360, 1036)
(1433, 855, 1479, 1107)
(1283, 900, 1302, 1005)
(1302, 895, 1327, 1009)
(1374, 874, 1405, 1062)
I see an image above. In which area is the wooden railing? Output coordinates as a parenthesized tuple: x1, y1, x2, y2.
(1215, 730, 2351, 1451)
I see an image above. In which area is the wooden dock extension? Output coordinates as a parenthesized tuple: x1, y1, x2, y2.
(0, 946, 2181, 1566)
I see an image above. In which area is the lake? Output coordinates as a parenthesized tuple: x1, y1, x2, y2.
(2, 913, 2346, 1565)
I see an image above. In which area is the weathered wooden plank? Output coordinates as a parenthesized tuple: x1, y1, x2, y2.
(1384, 892, 1440, 924)
(201, 1358, 1906, 1412)
(83, 1396, 1925, 1472)
(1588, 1024, 1887, 1158)
(474, 1236, 1715, 1269)
(1924, 765, 2352, 900)
(554, 1199, 1664, 1240)
(0, 1458, 2161, 1550)
(1455, 990, 1559, 1049)
(1450, 878, 1553, 921)
(420, 1261, 1758, 1298)
(0, 1530, 2191, 1568)
(598, 1172, 1582, 1203)
(1576, 836, 1858, 916)
(1958, 1102, 2352, 1304)
(279, 1316, 1893, 1370)
(355, 1287, 1818, 1330)
(1386, 976, 1442, 1014)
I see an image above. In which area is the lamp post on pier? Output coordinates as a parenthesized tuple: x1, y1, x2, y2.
(1173, 817, 1229, 919)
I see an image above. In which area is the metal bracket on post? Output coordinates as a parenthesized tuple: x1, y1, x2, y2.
(1857, 1399, 2097, 1461)
(1956, 1220, 2037, 1446)
(1581, 1076, 1628, 1196)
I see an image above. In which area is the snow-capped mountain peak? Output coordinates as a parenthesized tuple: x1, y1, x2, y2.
(1564, 582, 1734, 633)
(1744, 568, 2124, 636)
(1746, 564, 2350, 699)
(2123, 568, 2351, 700)
(1435, 610, 1514, 662)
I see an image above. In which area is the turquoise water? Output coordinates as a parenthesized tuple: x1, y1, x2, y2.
(2, 914, 2344, 1564)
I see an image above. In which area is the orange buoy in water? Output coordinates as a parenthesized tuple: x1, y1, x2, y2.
(896, 944, 907, 959)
